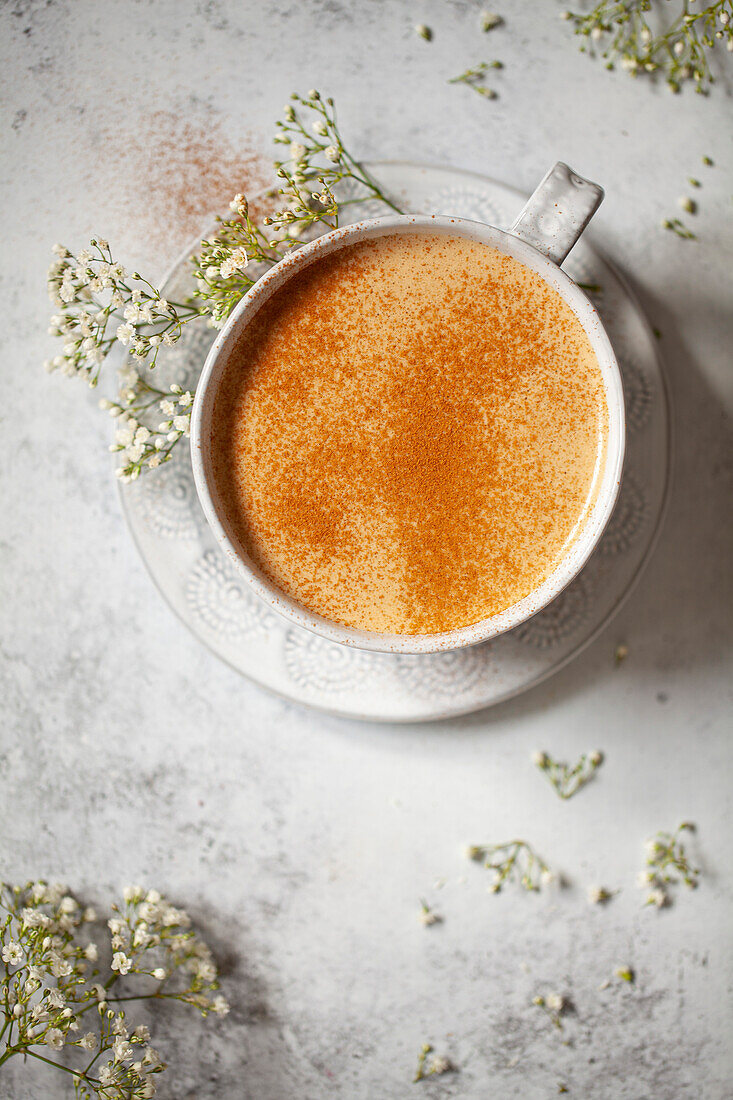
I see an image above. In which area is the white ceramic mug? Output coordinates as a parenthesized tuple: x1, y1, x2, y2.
(191, 163, 625, 655)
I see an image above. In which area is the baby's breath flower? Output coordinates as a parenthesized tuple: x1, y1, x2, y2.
(111, 951, 132, 975)
(533, 992, 566, 1030)
(449, 61, 502, 98)
(642, 823, 699, 908)
(2, 940, 23, 964)
(99, 1064, 116, 1085)
(133, 926, 150, 949)
(481, 11, 503, 31)
(469, 840, 555, 893)
(2, 937, 23, 963)
(113, 1035, 134, 1062)
(533, 750, 604, 799)
(50, 956, 73, 978)
(413, 1043, 454, 1081)
(190, 92, 400, 338)
(418, 899, 441, 926)
(46, 1027, 65, 1050)
(563, 0, 732, 95)
(48, 989, 66, 1010)
(3, 881, 229, 1093)
(587, 885, 615, 904)
(45, 239, 200, 394)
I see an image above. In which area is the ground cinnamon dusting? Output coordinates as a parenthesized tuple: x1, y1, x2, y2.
(89, 110, 268, 260)
(212, 233, 607, 635)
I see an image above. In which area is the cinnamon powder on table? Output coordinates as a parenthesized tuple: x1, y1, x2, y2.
(88, 110, 269, 262)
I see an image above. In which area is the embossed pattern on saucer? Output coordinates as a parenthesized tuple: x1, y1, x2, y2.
(119, 162, 670, 722)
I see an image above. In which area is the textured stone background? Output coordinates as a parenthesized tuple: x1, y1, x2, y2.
(1, 1, 732, 1097)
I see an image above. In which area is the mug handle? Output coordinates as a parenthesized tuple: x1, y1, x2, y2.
(508, 162, 604, 266)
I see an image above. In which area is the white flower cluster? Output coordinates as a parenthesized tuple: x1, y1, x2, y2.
(0, 881, 229, 1098)
(531, 749, 604, 800)
(45, 239, 200, 386)
(413, 1042, 454, 1082)
(563, 0, 733, 95)
(192, 221, 256, 330)
(418, 900, 441, 927)
(101, 374, 194, 483)
(465, 840, 556, 893)
(639, 823, 699, 908)
(191, 90, 399, 330)
(532, 992, 566, 1030)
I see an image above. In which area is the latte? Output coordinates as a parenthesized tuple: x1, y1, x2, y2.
(211, 232, 607, 634)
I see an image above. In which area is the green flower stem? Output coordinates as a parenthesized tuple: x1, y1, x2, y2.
(413, 1043, 432, 1082)
(101, 992, 164, 1002)
(468, 839, 554, 891)
(22, 1047, 91, 1080)
(293, 97, 402, 213)
(340, 158, 403, 213)
(82, 1046, 104, 1077)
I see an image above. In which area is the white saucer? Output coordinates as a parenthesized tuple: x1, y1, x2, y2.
(119, 162, 670, 722)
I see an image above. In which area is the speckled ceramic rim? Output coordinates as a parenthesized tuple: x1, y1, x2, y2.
(191, 213, 625, 655)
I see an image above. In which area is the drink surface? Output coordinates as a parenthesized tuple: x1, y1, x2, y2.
(211, 232, 608, 635)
